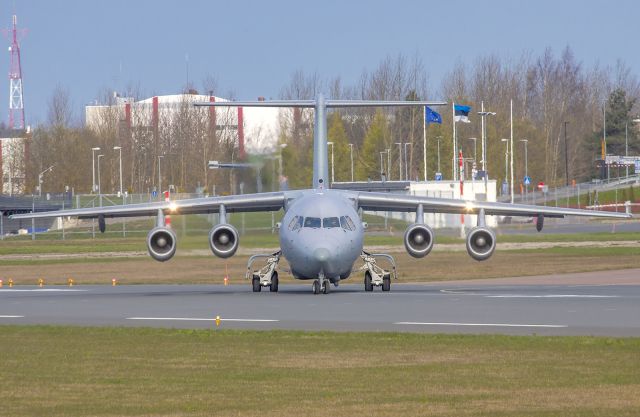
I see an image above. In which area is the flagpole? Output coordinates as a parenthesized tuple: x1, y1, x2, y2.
(423, 106, 427, 182)
(452, 102, 457, 181)
(510, 99, 514, 203)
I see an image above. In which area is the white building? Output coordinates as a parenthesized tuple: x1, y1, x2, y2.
(85, 93, 282, 154)
(0, 128, 29, 195)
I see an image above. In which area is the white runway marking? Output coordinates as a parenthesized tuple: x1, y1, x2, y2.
(0, 289, 87, 292)
(394, 322, 568, 328)
(0, 315, 24, 318)
(126, 317, 279, 323)
(485, 295, 618, 299)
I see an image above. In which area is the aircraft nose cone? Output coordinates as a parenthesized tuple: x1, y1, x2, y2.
(314, 247, 330, 263)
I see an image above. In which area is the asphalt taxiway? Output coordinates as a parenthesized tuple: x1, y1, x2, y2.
(1, 269, 639, 337)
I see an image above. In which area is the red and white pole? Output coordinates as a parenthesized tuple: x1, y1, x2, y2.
(164, 190, 171, 228)
(459, 150, 465, 229)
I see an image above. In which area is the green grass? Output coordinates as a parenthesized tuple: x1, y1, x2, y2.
(542, 184, 639, 207)
(0, 326, 639, 416)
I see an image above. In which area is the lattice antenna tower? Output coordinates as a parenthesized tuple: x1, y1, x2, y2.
(5, 14, 27, 130)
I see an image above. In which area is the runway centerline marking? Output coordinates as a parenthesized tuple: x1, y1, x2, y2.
(0, 315, 24, 318)
(394, 322, 568, 328)
(126, 317, 279, 323)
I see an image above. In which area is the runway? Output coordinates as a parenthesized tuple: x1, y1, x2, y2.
(2, 269, 640, 336)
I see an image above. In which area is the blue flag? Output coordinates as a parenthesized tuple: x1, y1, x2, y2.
(454, 104, 471, 123)
(425, 106, 442, 124)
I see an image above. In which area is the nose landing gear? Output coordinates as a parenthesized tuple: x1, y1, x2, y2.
(312, 274, 331, 295)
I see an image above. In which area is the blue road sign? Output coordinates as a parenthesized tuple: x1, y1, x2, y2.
(152, 190, 158, 198)
(435, 172, 443, 181)
(523, 176, 531, 185)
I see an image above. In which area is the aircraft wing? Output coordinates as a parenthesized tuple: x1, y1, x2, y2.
(356, 191, 632, 219)
(9, 192, 286, 220)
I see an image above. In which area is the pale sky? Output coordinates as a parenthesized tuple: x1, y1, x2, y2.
(4, 0, 640, 125)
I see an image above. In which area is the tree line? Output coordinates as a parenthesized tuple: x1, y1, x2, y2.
(23, 47, 640, 196)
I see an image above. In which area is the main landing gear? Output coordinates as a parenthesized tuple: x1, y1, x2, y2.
(246, 251, 281, 293)
(359, 251, 397, 292)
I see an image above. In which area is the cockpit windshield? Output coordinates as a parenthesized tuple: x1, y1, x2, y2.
(322, 217, 340, 228)
(303, 217, 321, 228)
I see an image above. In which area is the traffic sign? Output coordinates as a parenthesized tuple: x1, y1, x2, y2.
(152, 190, 158, 198)
(537, 181, 545, 190)
(523, 176, 531, 185)
(435, 172, 443, 181)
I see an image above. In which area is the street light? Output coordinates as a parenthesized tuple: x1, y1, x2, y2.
(477, 105, 496, 194)
(563, 121, 569, 186)
(91, 147, 100, 193)
(386, 148, 391, 181)
(403, 143, 410, 181)
(327, 142, 334, 184)
(97, 154, 104, 195)
(113, 146, 123, 196)
(158, 155, 164, 196)
(436, 136, 442, 175)
(379, 151, 387, 180)
(520, 139, 529, 201)
(501, 139, 509, 195)
(37, 165, 54, 198)
(395, 142, 403, 180)
(348, 143, 354, 182)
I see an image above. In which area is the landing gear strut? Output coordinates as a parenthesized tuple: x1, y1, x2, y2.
(246, 251, 281, 293)
(312, 275, 331, 295)
(359, 251, 397, 292)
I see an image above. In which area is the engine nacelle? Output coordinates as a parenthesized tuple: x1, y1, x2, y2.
(147, 226, 177, 262)
(403, 224, 435, 258)
(466, 226, 496, 261)
(209, 224, 239, 258)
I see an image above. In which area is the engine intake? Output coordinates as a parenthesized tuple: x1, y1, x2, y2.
(147, 226, 177, 262)
(403, 224, 435, 258)
(466, 226, 496, 261)
(209, 224, 239, 258)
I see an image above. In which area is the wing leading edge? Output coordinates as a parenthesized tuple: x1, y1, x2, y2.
(9, 192, 286, 220)
(357, 192, 632, 219)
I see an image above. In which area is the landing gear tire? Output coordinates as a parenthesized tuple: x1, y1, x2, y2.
(270, 271, 279, 293)
(364, 272, 373, 292)
(322, 279, 330, 294)
(252, 276, 261, 293)
(312, 280, 321, 295)
(382, 274, 391, 292)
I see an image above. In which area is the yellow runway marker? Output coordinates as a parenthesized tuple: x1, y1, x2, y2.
(215, 315, 221, 327)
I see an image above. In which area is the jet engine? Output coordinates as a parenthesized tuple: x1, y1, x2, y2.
(147, 226, 177, 262)
(465, 226, 496, 261)
(209, 224, 239, 258)
(403, 224, 435, 258)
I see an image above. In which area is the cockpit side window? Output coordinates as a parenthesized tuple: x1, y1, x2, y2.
(323, 217, 340, 228)
(345, 216, 356, 231)
(340, 216, 351, 231)
(303, 217, 321, 228)
(289, 216, 303, 231)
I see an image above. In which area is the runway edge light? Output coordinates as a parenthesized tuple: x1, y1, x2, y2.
(0, 279, 3, 288)
(68, 278, 74, 287)
(112, 278, 117, 286)
(215, 315, 221, 327)
(8, 279, 13, 288)
(38, 278, 44, 288)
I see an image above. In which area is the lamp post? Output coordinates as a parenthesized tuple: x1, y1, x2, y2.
(395, 142, 403, 180)
(91, 147, 100, 193)
(97, 154, 104, 195)
(477, 104, 496, 194)
(379, 151, 387, 180)
(37, 165, 54, 198)
(563, 121, 569, 186)
(113, 146, 123, 196)
(520, 139, 528, 201)
(348, 143, 354, 182)
(436, 136, 442, 175)
(158, 155, 164, 196)
(501, 139, 509, 196)
(386, 148, 391, 181)
(327, 142, 334, 184)
(403, 143, 410, 181)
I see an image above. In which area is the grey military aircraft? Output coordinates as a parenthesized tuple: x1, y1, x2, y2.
(11, 95, 632, 294)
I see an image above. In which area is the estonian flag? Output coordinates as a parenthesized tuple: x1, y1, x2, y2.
(425, 106, 442, 124)
(454, 104, 471, 123)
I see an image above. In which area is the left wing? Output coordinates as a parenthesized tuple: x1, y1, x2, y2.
(357, 191, 632, 219)
(9, 192, 286, 220)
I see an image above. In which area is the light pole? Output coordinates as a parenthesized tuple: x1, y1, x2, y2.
(37, 165, 54, 198)
(158, 155, 164, 196)
(403, 143, 410, 181)
(501, 139, 509, 196)
(91, 147, 100, 193)
(477, 104, 496, 194)
(113, 146, 123, 196)
(348, 143, 354, 182)
(436, 136, 442, 175)
(327, 142, 334, 184)
(520, 139, 528, 201)
(467, 137, 477, 163)
(97, 154, 104, 195)
(386, 148, 391, 181)
(563, 121, 569, 186)
(395, 142, 403, 180)
(278, 143, 287, 182)
(379, 151, 387, 180)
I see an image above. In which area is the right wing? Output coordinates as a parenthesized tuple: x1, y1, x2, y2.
(9, 192, 286, 220)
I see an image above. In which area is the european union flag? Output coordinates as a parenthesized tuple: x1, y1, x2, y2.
(425, 106, 442, 124)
